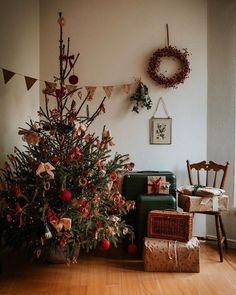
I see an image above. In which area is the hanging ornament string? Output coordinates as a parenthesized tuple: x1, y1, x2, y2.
(152, 97, 170, 118)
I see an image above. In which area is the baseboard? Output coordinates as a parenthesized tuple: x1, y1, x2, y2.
(206, 235, 236, 249)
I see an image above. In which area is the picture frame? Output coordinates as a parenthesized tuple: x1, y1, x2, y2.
(150, 117, 172, 145)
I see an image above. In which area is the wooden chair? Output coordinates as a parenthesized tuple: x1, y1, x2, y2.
(183, 160, 229, 262)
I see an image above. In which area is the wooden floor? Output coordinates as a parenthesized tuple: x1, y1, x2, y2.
(0, 243, 236, 295)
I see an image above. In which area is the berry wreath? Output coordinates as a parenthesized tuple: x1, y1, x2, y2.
(147, 45, 191, 88)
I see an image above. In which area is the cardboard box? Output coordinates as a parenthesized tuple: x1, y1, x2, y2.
(143, 237, 200, 272)
(178, 194, 229, 212)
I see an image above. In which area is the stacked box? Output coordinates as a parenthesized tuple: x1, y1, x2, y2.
(143, 237, 200, 272)
(143, 210, 199, 272)
(178, 194, 229, 212)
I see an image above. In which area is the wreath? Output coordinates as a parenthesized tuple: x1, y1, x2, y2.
(147, 45, 190, 88)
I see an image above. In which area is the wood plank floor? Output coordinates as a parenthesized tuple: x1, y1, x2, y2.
(0, 243, 236, 295)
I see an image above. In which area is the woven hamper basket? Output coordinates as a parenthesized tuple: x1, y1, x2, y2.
(147, 210, 193, 242)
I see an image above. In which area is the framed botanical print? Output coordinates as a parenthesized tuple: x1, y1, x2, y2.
(150, 117, 172, 145)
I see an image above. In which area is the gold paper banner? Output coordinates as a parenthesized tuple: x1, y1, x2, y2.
(103, 86, 114, 99)
(2, 69, 15, 84)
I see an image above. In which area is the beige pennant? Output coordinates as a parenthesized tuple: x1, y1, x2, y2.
(24, 76, 37, 90)
(66, 84, 77, 96)
(123, 83, 132, 94)
(85, 86, 97, 101)
(103, 86, 114, 99)
(44, 81, 57, 94)
(2, 69, 15, 84)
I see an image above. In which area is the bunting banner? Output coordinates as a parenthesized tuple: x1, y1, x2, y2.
(85, 86, 97, 101)
(103, 86, 114, 99)
(0, 66, 137, 98)
(25, 76, 37, 90)
(2, 69, 15, 84)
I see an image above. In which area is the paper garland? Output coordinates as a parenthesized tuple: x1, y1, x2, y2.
(1, 67, 134, 99)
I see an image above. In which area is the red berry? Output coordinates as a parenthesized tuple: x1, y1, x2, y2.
(99, 239, 110, 251)
(128, 243, 137, 255)
(69, 75, 79, 85)
(60, 189, 72, 202)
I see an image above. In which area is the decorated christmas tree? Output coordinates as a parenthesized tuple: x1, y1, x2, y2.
(0, 13, 135, 263)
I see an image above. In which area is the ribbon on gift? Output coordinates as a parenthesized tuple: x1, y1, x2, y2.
(148, 176, 162, 193)
(50, 217, 72, 232)
(101, 129, 115, 149)
(36, 162, 55, 179)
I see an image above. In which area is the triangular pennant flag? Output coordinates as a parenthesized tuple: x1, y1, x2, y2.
(66, 84, 77, 96)
(43, 81, 57, 94)
(24, 76, 37, 90)
(85, 86, 97, 101)
(2, 68, 15, 84)
(103, 86, 114, 99)
(123, 83, 132, 94)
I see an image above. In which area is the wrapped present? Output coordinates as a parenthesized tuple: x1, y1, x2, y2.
(177, 185, 225, 198)
(147, 210, 193, 242)
(147, 176, 170, 194)
(178, 193, 229, 212)
(143, 237, 200, 272)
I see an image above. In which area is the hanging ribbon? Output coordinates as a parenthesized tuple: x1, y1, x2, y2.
(50, 217, 72, 232)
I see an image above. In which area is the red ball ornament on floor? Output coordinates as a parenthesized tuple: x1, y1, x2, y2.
(100, 239, 110, 251)
(69, 74, 79, 85)
(60, 189, 72, 202)
(128, 243, 137, 255)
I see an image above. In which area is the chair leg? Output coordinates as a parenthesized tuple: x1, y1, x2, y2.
(215, 213, 224, 262)
(219, 213, 228, 249)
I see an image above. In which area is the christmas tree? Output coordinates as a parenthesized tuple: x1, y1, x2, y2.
(0, 13, 135, 263)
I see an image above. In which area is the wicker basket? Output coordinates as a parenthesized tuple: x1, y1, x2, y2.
(147, 210, 193, 242)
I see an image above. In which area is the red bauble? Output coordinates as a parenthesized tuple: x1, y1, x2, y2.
(100, 239, 110, 251)
(52, 155, 60, 162)
(128, 243, 137, 255)
(60, 189, 72, 202)
(69, 75, 79, 85)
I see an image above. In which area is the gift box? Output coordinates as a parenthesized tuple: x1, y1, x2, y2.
(143, 237, 200, 272)
(147, 176, 170, 194)
(178, 194, 229, 212)
(147, 210, 193, 242)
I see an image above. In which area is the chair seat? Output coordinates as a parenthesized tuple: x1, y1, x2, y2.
(178, 193, 229, 212)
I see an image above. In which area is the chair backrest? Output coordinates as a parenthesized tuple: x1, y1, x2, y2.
(186, 160, 229, 189)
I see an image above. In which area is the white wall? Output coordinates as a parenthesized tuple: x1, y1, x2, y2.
(40, 0, 207, 235)
(208, 0, 236, 244)
(0, 0, 40, 164)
